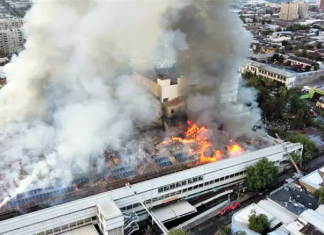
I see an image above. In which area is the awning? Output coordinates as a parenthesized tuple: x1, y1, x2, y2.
(152, 200, 197, 223)
(60, 225, 99, 235)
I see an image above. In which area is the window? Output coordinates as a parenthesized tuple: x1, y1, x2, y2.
(176, 182, 182, 187)
(215, 178, 219, 183)
(198, 176, 203, 181)
(53, 227, 61, 233)
(37, 233, 45, 235)
(170, 184, 175, 189)
(85, 218, 91, 223)
(210, 180, 215, 184)
(171, 192, 176, 196)
(133, 203, 139, 208)
(145, 199, 151, 204)
(158, 188, 163, 193)
(188, 187, 193, 191)
(176, 190, 181, 195)
(220, 177, 224, 181)
(171, 109, 174, 114)
(193, 177, 198, 183)
(153, 198, 158, 202)
(77, 220, 84, 225)
(62, 225, 69, 231)
(164, 185, 170, 191)
(199, 184, 203, 188)
(205, 181, 210, 186)
(182, 188, 187, 193)
(182, 181, 187, 186)
(194, 185, 198, 189)
(92, 216, 98, 221)
(163, 98, 169, 103)
(126, 205, 132, 210)
(188, 179, 193, 184)
(70, 222, 76, 228)
(45, 230, 53, 235)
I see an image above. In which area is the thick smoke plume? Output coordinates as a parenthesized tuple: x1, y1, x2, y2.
(162, 0, 260, 143)
(0, 0, 174, 206)
(0, 0, 261, 208)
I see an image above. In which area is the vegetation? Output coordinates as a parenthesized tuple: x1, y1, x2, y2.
(314, 187, 324, 204)
(235, 231, 247, 235)
(144, 226, 153, 235)
(286, 24, 310, 32)
(248, 213, 270, 234)
(246, 158, 279, 191)
(289, 134, 316, 160)
(242, 72, 314, 130)
(168, 228, 190, 235)
(217, 226, 231, 235)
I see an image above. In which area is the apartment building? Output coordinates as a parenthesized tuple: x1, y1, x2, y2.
(0, 18, 23, 30)
(0, 28, 23, 55)
(279, 2, 309, 20)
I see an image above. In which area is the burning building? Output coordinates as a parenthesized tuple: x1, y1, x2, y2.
(0, 1, 306, 235)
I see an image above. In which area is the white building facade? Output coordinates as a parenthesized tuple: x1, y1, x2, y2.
(0, 141, 303, 235)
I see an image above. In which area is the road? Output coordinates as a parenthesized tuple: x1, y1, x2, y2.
(190, 156, 324, 235)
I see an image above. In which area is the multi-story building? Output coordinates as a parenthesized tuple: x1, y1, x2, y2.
(0, 28, 23, 55)
(298, 2, 309, 19)
(279, 2, 299, 20)
(0, 138, 303, 235)
(279, 2, 309, 20)
(0, 18, 23, 30)
(320, 0, 324, 10)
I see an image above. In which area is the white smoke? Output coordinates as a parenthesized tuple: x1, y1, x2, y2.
(0, 0, 177, 205)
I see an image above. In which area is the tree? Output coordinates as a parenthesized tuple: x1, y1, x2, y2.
(289, 134, 316, 160)
(217, 226, 231, 235)
(314, 187, 324, 204)
(168, 228, 190, 235)
(282, 40, 288, 46)
(246, 158, 279, 191)
(278, 55, 284, 64)
(302, 49, 307, 58)
(305, 65, 311, 72)
(144, 226, 153, 235)
(248, 213, 270, 234)
(235, 231, 247, 235)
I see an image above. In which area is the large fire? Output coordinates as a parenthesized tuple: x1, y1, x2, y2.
(157, 121, 244, 164)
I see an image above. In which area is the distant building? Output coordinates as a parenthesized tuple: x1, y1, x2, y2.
(0, 18, 23, 30)
(320, 0, 324, 10)
(0, 28, 24, 55)
(279, 2, 309, 20)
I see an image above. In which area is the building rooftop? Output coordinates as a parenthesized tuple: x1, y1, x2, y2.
(287, 56, 315, 65)
(165, 96, 187, 108)
(245, 60, 296, 78)
(299, 169, 324, 191)
(268, 186, 319, 215)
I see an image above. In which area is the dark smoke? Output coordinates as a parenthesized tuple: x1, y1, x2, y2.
(162, 0, 260, 141)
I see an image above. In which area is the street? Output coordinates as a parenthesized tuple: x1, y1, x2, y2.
(190, 156, 324, 235)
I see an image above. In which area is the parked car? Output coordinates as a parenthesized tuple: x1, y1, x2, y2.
(230, 202, 241, 210)
(220, 207, 230, 216)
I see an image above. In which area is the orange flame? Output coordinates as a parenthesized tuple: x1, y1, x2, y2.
(157, 122, 244, 164)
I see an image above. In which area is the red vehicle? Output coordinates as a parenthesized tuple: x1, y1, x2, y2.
(220, 207, 230, 216)
(230, 202, 241, 210)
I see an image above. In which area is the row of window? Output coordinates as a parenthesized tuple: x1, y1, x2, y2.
(248, 66, 287, 82)
(158, 175, 204, 193)
(120, 170, 246, 211)
(34, 217, 96, 235)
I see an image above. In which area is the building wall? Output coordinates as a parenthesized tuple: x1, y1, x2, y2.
(164, 101, 185, 118)
(298, 2, 309, 19)
(134, 72, 161, 98)
(279, 2, 299, 20)
(0, 28, 24, 55)
(240, 62, 296, 88)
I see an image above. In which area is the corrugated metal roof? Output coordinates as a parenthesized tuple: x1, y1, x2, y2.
(258, 200, 297, 224)
(299, 210, 324, 233)
(152, 201, 196, 223)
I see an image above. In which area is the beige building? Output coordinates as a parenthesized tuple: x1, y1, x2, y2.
(0, 28, 24, 55)
(134, 69, 186, 104)
(240, 60, 297, 88)
(279, 2, 309, 20)
(0, 18, 23, 30)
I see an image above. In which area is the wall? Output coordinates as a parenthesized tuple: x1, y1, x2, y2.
(133, 72, 161, 98)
